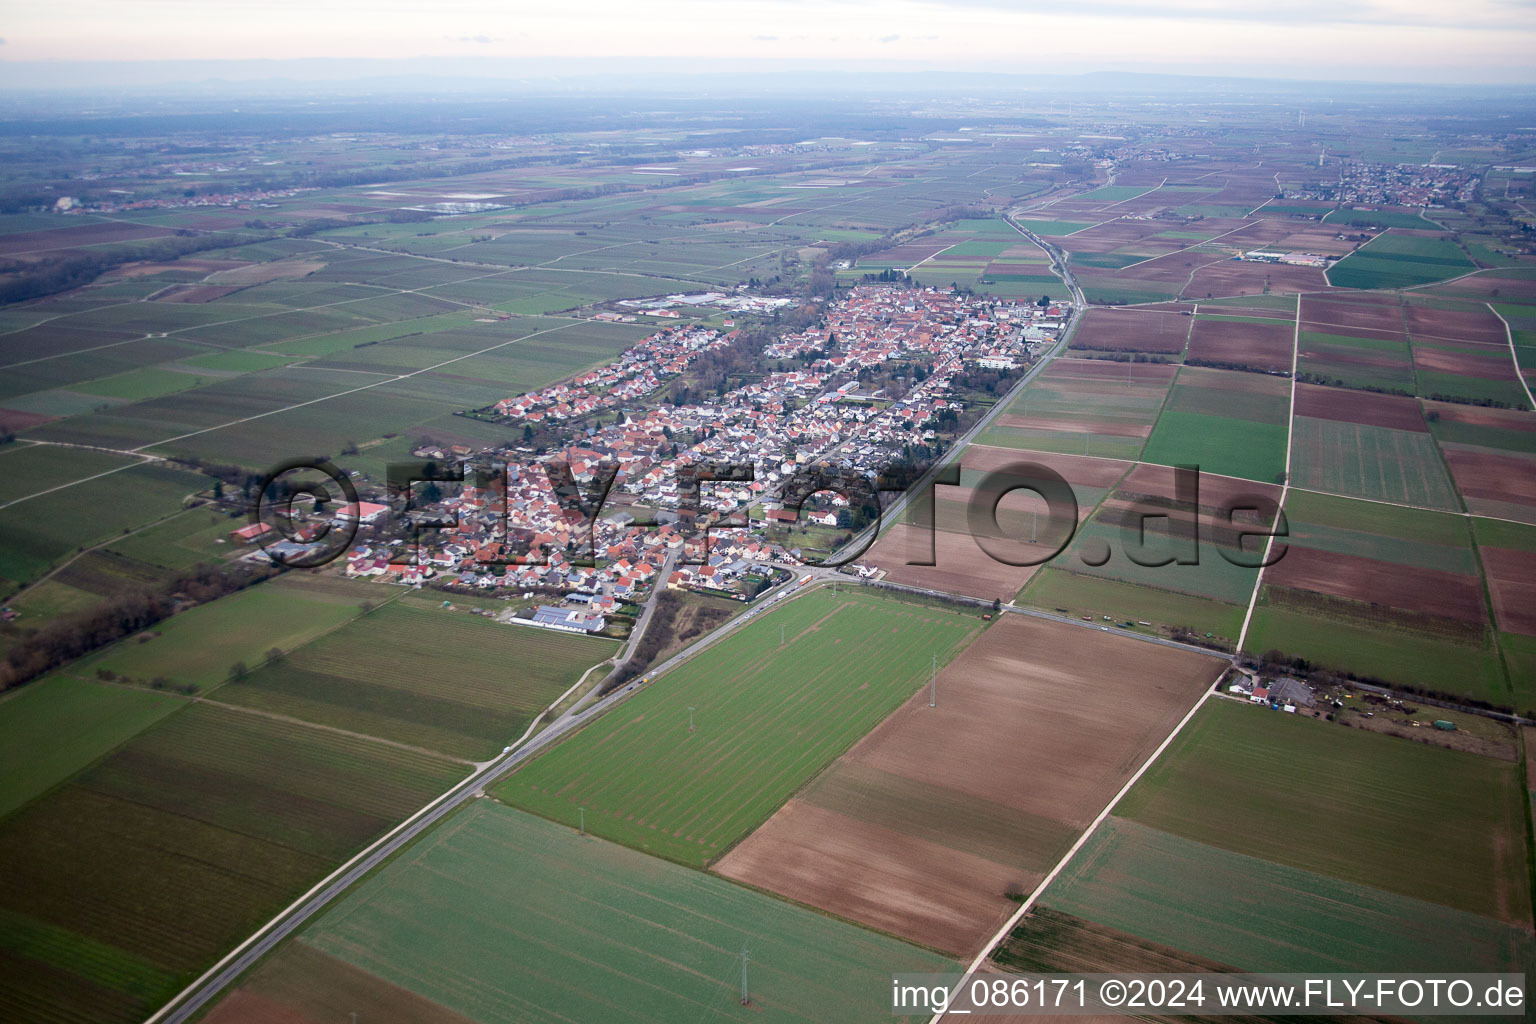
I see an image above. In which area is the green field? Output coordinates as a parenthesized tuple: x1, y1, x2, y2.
(1323, 209, 1446, 231)
(1141, 410, 1288, 482)
(1296, 330, 1416, 392)
(0, 675, 181, 820)
(1012, 218, 1093, 235)
(0, 445, 141, 504)
(1329, 232, 1474, 290)
(74, 368, 210, 402)
(213, 601, 616, 759)
(240, 801, 957, 1024)
(1117, 700, 1530, 920)
(0, 462, 211, 588)
(0, 702, 466, 1023)
(1039, 816, 1534, 975)
(1047, 512, 1263, 606)
(1289, 417, 1461, 509)
(1018, 567, 1246, 645)
(84, 574, 372, 690)
(496, 586, 982, 865)
(1141, 368, 1289, 482)
(1243, 587, 1507, 703)
(1283, 490, 1475, 573)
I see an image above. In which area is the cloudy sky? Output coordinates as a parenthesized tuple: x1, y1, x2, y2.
(3, 0, 1535, 83)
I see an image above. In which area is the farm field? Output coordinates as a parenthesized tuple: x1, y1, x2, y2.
(1472, 517, 1536, 640)
(1116, 699, 1529, 921)
(494, 586, 983, 866)
(0, 701, 466, 1024)
(80, 573, 374, 691)
(0, 461, 210, 589)
(212, 600, 617, 760)
(1017, 568, 1247, 644)
(1243, 585, 1507, 703)
(1033, 817, 1534, 976)
(1328, 230, 1475, 289)
(1440, 445, 1536, 524)
(1029, 463, 1283, 614)
(1183, 311, 1294, 373)
(0, 675, 181, 820)
(1069, 307, 1191, 356)
(204, 802, 955, 1024)
(867, 446, 1130, 600)
(1288, 383, 1461, 508)
(977, 358, 1175, 460)
(1140, 366, 1289, 483)
(0, 444, 143, 504)
(1010, 702, 1536, 983)
(1426, 401, 1536, 454)
(714, 615, 1221, 955)
(1296, 329, 1417, 392)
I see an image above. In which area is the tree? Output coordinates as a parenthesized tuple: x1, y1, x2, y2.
(1037, 295, 1051, 308)
(229, 660, 248, 682)
(265, 647, 285, 665)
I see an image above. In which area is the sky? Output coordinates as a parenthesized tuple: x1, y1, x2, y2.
(2, 0, 1535, 84)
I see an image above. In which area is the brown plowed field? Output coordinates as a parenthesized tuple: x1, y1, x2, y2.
(1412, 346, 1520, 380)
(1264, 545, 1487, 624)
(1185, 260, 1328, 298)
(1406, 304, 1508, 346)
(1271, 227, 1355, 255)
(1424, 273, 1536, 301)
(1196, 302, 1293, 319)
(1047, 220, 1163, 251)
(997, 414, 1151, 438)
(1480, 547, 1536, 635)
(105, 258, 248, 279)
(961, 445, 1132, 488)
(1423, 402, 1536, 434)
(1071, 308, 1190, 354)
(1184, 316, 1293, 371)
(0, 221, 177, 257)
(866, 523, 1046, 601)
(0, 408, 56, 433)
(1301, 295, 1405, 335)
(1117, 462, 1283, 509)
(714, 616, 1222, 956)
(203, 942, 474, 1024)
(1047, 357, 1180, 384)
(1293, 383, 1427, 431)
(1443, 446, 1536, 508)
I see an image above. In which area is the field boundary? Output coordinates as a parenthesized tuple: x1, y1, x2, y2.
(1488, 301, 1536, 411)
(1235, 293, 1301, 652)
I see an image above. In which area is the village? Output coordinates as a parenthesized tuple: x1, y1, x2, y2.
(258, 284, 1067, 635)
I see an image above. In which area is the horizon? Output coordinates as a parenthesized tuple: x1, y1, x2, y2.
(2, 0, 1536, 87)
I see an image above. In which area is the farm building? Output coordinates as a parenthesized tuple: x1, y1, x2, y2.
(229, 522, 273, 543)
(333, 501, 390, 525)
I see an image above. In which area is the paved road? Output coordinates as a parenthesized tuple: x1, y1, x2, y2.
(582, 545, 682, 704)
